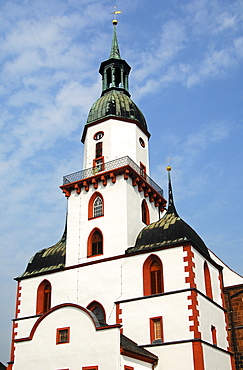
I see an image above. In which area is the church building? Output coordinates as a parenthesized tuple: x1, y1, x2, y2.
(7, 19, 243, 370)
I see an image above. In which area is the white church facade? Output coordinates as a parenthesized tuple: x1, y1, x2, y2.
(7, 20, 243, 370)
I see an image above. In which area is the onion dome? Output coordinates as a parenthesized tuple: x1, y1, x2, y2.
(18, 226, 66, 279)
(127, 168, 210, 258)
(85, 20, 148, 132)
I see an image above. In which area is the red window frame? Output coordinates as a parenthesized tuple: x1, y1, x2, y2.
(140, 162, 146, 179)
(211, 325, 217, 346)
(204, 261, 213, 299)
(88, 192, 104, 220)
(143, 255, 164, 296)
(82, 367, 98, 370)
(93, 157, 104, 173)
(87, 228, 103, 257)
(36, 280, 52, 315)
(141, 199, 150, 225)
(56, 327, 70, 345)
(124, 366, 134, 370)
(150, 316, 163, 343)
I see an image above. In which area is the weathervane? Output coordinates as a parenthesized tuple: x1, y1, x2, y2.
(111, 6, 122, 25)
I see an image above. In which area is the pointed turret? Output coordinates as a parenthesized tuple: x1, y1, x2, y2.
(109, 23, 121, 59)
(127, 167, 210, 258)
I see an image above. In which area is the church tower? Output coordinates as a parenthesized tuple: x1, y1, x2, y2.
(7, 19, 243, 370)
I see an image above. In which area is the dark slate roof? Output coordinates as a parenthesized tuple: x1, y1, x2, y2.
(126, 171, 210, 258)
(86, 90, 148, 130)
(18, 226, 66, 279)
(121, 334, 158, 362)
(0, 362, 6, 370)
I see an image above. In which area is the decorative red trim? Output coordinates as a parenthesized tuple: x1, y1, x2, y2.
(56, 327, 70, 345)
(88, 192, 104, 220)
(81, 116, 151, 144)
(82, 366, 98, 370)
(192, 341, 205, 370)
(116, 303, 123, 333)
(87, 228, 103, 257)
(8, 282, 22, 369)
(150, 316, 163, 343)
(143, 254, 164, 296)
(184, 245, 204, 369)
(124, 366, 134, 370)
(204, 261, 213, 299)
(15, 303, 98, 342)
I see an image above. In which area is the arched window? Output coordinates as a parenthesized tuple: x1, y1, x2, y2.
(88, 192, 104, 219)
(87, 301, 106, 326)
(87, 228, 103, 257)
(36, 280, 51, 315)
(141, 199, 150, 225)
(143, 255, 164, 296)
(204, 261, 213, 299)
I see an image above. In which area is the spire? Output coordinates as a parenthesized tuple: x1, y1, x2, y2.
(166, 166, 178, 216)
(110, 23, 121, 59)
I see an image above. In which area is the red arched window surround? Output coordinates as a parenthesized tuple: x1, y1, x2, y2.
(141, 199, 150, 225)
(87, 300, 106, 325)
(88, 192, 104, 220)
(143, 255, 164, 296)
(87, 228, 103, 257)
(36, 280, 52, 315)
(204, 261, 213, 299)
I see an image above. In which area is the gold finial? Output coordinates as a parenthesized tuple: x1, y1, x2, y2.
(111, 6, 122, 25)
(166, 157, 172, 171)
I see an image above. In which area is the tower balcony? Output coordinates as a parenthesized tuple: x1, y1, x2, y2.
(61, 156, 165, 209)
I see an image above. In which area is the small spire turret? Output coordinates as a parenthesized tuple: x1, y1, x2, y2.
(166, 166, 178, 216)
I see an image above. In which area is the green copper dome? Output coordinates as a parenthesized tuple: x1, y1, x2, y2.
(87, 90, 147, 130)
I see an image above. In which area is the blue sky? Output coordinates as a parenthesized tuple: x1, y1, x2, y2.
(0, 0, 242, 364)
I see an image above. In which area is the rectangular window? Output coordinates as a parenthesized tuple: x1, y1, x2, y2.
(96, 142, 103, 158)
(56, 327, 70, 345)
(93, 157, 104, 172)
(211, 325, 217, 346)
(150, 317, 163, 343)
(140, 162, 146, 179)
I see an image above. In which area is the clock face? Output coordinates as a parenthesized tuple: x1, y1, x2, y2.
(94, 131, 104, 140)
(139, 137, 145, 148)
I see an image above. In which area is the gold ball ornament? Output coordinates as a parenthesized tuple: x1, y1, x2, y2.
(112, 19, 118, 25)
(166, 166, 172, 171)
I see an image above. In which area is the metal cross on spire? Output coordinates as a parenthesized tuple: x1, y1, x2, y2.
(111, 6, 122, 25)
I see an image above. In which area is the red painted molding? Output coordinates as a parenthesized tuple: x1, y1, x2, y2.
(192, 341, 205, 370)
(82, 366, 98, 370)
(60, 164, 166, 212)
(116, 303, 123, 333)
(204, 261, 213, 299)
(124, 366, 134, 370)
(8, 281, 22, 369)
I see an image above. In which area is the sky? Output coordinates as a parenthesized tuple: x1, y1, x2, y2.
(0, 0, 242, 364)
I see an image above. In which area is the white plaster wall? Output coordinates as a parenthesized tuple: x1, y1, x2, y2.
(14, 305, 121, 370)
(198, 294, 228, 349)
(144, 342, 194, 370)
(66, 175, 160, 266)
(120, 292, 192, 345)
(209, 249, 243, 287)
(121, 355, 153, 370)
(203, 343, 232, 370)
(193, 249, 222, 305)
(83, 118, 149, 172)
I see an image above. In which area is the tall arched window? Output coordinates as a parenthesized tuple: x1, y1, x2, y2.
(88, 192, 104, 219)
(36, 280, 51, 314)
(143, 255, 164, 296)
(141, 199, 150, 225)
(204, 261, 213, 299)
(87, 228, 103, 257)
(87, 301, 106, 326)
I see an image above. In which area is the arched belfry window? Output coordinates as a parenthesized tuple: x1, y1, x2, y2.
(87, 228, 103, 257)
(204, 261, 213, 299)
(88, 192, 104, 219)
(143, 255, 164, 296)
(87, 301, 106, 326)
(142, 199, 150, 225)
(36, 280, 52, 315)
